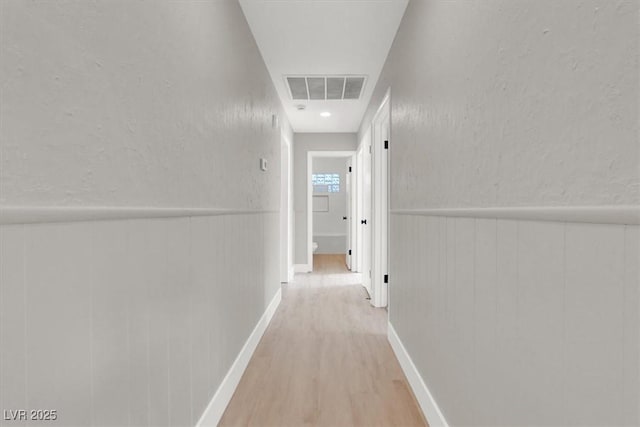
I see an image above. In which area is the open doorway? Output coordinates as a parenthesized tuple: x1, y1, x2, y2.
(307, 151, 356, 272)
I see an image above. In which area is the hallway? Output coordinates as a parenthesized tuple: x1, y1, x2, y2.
(220, 255, 426, 427)
(1, 1, 638, 426)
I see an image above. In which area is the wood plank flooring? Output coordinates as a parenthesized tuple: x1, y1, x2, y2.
(219, 254, 428, 427)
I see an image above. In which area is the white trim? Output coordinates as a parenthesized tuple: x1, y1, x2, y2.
(294, 264, 311, 273)
(371, 87, 392, 128)
(196, 287, 282, 427)
(313, 232, 347, 237)
(288, 266, 295, 282)
(307, 150, 356, 272)
(281, 134, 294, 283)
(390, 205, 640, 225)
(388, 322, 449, 427)
(362, 282, 371, 298)
(0, 206, 277, 225)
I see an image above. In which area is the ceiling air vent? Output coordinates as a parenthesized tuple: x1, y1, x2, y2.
(344, 77, 365, 100)
(285, 76, 366, 101)
(307, 77, 326, 100)
(287, 77, 308, 100)
(326, 77, 344, 100)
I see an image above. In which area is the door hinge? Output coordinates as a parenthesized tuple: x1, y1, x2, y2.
(384, 140, 389, 150)
(369, 145, 372, 154)
(384, 274, 389, 284)
(348, 249, 352, 255)
(348, 166, 352, 172)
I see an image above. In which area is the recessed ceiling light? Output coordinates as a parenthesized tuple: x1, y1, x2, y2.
(320, 112, 331, 118)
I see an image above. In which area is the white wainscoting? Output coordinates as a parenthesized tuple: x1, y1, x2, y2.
(389, 211, 639, 427)
(0, 209, 281, 427)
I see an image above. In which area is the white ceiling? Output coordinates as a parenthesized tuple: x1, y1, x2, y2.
(239, 0, 409, 133)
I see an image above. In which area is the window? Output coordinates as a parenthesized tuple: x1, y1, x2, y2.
(312, 173, 340, 193)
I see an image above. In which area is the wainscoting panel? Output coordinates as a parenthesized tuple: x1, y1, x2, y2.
(389, 213, 639, 427)
(0, 225, 28, 426)
(0, 211, 280, 427)
(564, 223, 626, 425)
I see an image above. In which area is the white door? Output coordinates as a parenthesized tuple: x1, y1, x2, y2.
(360, 142, 372, 296)
(371, 93, 390, 308)
(378, 117, 390, 306)
(345, 158, 353, 270)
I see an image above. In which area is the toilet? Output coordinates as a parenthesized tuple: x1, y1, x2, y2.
(312, 242, 318, 253)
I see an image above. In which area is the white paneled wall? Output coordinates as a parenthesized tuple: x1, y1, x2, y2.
(0, 212, 279, 427)
(390, 213, 639, 426)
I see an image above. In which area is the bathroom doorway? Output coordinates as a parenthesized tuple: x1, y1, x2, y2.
(307, 151, 356, 272)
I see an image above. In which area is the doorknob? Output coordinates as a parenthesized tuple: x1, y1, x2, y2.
(361, 219, 367, 225)
(343, 216, 347, 220)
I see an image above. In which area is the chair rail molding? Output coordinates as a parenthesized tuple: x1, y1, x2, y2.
(391, 205, 640, 225)
(0, 206, 278, 225)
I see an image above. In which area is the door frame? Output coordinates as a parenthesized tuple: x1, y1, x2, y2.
(355, 137, 371, 296)
(307, 150, 356, 272)
(280, 135, 294, 283)
(355, 126, 374, 277)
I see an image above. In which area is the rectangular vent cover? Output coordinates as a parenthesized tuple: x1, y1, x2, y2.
(287, 77, 308, 100)
(285, 76, 366, 101)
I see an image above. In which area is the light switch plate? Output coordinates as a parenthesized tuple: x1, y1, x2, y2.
(260, 158, 268, 171)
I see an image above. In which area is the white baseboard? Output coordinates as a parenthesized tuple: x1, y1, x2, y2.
(196, 287, 282, 427)
(294, 264, 311, 273)
(362, 282, 371, 298)
(388, 322, 449, 427)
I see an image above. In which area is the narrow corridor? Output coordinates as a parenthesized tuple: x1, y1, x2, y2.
(1, 1, 637, 426)
(219, 255, 427, 426)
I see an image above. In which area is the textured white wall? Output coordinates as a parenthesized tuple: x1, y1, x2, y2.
(293, 133, 356, 265)
(0, 1, 287, 426)
(1, 0, 289, 210)
(361, 0, 640, 425)
(361, 0, 638, 209)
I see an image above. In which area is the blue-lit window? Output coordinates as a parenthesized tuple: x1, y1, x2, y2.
(312, 173, 340, 193)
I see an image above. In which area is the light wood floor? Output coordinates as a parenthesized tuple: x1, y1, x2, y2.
(219, 254, 428, 427)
